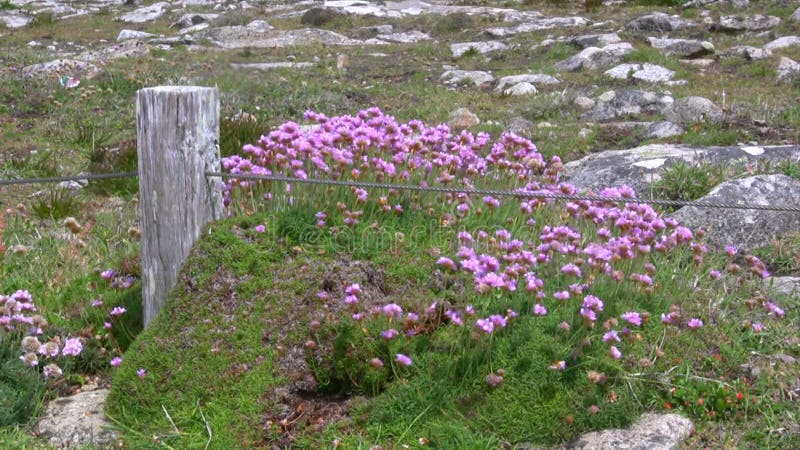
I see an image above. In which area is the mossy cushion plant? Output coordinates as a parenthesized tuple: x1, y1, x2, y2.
(107, 109, 797, 449)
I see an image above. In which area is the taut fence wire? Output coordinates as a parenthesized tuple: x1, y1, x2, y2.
(2, 170, 800, 213)
(207, 171, 800, 213)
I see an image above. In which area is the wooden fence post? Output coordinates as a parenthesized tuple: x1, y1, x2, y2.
(136, 86, 223, 326)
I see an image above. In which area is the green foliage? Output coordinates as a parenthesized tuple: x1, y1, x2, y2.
(0, 333, 47, 427)
(664, 377, 751, 420)
(0, 1, 17, 10)
(87, 140, 139, 195)
(29, 12, 56, 27)
(72, 119, 111, 151)
(654, 161, 726, 203)
(31, 189, 81, 220)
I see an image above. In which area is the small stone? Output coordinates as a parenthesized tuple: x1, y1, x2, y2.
(504, 82, 538, 96)
(507, 117, 534, 137)
(604, 63, 676, 83)
(574, 96, 595, 111)
(447, 108, 480, 129)
(777, 56, 800, 80)
(495, 74, 559, 92)
(116, 2, 170, 24)
(36, 389, 118, 449)
(626, 12, 692, 32)
(572, 32, 621, 49)
(646, 121, 684, 139)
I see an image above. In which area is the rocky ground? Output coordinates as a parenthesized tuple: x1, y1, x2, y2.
(2, 0, 800, 448)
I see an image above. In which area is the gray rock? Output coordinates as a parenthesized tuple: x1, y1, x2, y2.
(117, 29, 155, 41)
(495, 74, 560, 92)
(451, 41, 508, 58)
(22, 59, 101, 78)
(358, 24, 393, 35)
(448, 108, 480, 129)
(562, 144, 800, 199)
(170, 13, 219, 29)
(626, 12, 692, 33)
(664, 96, 723, 126)
(117, 2, 170, 23)
(568, 413, 693, 450)
(646, 121, 684, 139)
(769, 277, 800, 296)
(0, 11, 33, 28)
(792, 7, 800, 22)
(672, 175, 800, 250)
(647, 37, 714, 58)
(777, 56, 800, 80)
(585, 89, 674, 122)
(714, 15, 781, 32)
(199, 26, 361, 49)
(555, 42, 634, 72)
(763, 36, 800, 51)
(150, 36, 196, 46)
(372, 30, 431, 44)
(76, 40, 150, 62)
(503, 82, 538, 96)
(485, 16, 590, 37)
(35, 389, 118, 449)
(441, 69, 494, 87)
(724, 46, 772, 60)
(507, 117, 534, 137)
(604, 63, 676, 83)
(574, 95, 596, 111)
(572, 32, 621, 49)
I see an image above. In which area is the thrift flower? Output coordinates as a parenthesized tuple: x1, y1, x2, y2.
(110, 357, 122, 367)
(137, 368, 147, 379)
(486, 372, 504, 387)
(100, 269, 116, 280)
(687, 318, 704, 330)
(43, 363, 62, 379)
(20, 352, 38, 367)
(533, 304, 547, 315)
(109, 306, 127, 317)
(553, 291, 569, 301)
(764, 301, 785, 317)
(476, 319, 495, 334)
(382, 303, 403, 319)
(751, 322, 764, 333)
(380, 329, 399, 340)
(370, 358, 384, 368)
(61, 338, 82, 356)
(91, 299, 104, 307)
(603, 330, 620, 343)
(254, 224, 266, 233)
(549, 360, 566, 371)
(621, 311, 642, 327)
(395, 353, 413, 367)
(610, 346, 622, 359)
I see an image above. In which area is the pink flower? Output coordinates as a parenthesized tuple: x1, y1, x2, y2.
(486, 372, 504, 387)
(621, 311, 642, 327)
(751, 322, 764, 332)
(91, 299, 104, 308)
(687, 318, 703, 330)
(137, 368, 147, 379)
(254, 224, 266, 233)
(436, 257, 458, 271)
(61, 338, 82, 356)
(380, 329, 399, 340)
(603, 330, 620, 343)
(110, 357, 122, 367)
(553, 291, 570, 301)
(100, 269, 116, 280)
(395, 353, 413, 367)
(610, 346, 622, 359)
(382, 303, 403, 319)
(476, 318, 494, 334)
(370, 357, 384, 368)
(561, 263, 582, 277)
(764, 301, 785, 317)
(549, 360, 566, 371)
(533, 304, 547, 316)
(109, 306, 127, 317)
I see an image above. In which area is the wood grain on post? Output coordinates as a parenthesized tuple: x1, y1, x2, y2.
(137, 86, 223, 326)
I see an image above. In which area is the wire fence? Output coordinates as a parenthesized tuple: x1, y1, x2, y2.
(2, 170, 800, 213)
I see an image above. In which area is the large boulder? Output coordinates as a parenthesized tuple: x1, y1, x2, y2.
(555, 43, 634, 72)
(671, 174, 800, 250)
(763, 36, 800, 51)
(626, 13, 692, 32)
(585, 89, 674, 122)
(568, 413, 693, 450)
(495, 74, 560, 92)
(451, 41, 508, 58)
(485, 16, 590, 37)
(561, 144, 800, 194)
(777, 57, 800, 80)
(664, 96, 724, 126)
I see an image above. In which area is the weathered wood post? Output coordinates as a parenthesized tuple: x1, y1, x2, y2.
(137, 86, 223, 326)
